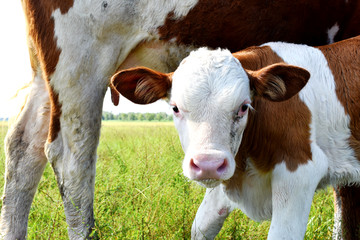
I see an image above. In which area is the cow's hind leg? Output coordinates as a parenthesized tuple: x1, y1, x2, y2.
(335, 185, 360, 240)
(0, 74, 50, 239)
(332, 186, 343, 240)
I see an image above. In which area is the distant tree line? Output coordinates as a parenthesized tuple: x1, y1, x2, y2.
(102, 112, 173, 121)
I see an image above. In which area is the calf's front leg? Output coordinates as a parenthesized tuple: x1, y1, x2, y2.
(268, 160, 325, 240)
(192, 185, 235, 240)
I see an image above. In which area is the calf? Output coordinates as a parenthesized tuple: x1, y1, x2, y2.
(111, 36, 360, 239)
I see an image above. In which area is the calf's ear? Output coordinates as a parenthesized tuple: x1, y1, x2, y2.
(247, 63, 310, 102)
(111, 67, 172, 104)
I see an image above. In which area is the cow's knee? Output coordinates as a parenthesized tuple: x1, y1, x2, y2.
(44, 108, 101, 239)
(192, 186, 234, 239)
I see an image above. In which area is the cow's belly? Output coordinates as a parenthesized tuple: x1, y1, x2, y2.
(117, 40, 194, 73)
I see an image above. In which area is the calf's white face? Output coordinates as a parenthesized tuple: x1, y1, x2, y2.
(111, 48, 310, 188)
(169, 49, 252, 187)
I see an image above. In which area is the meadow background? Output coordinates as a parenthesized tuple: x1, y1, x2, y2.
(0, 121, 334, 239)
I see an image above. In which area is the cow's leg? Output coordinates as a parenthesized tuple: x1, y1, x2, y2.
(191, 185, 234, 240)
(268, 159, 325, 240)
(46, 9, 128, 237)
(332, 186, 343, 240)
(44, 76, 107, 239)
(0, 73, 50, 239)
(336, 186, 360, 239)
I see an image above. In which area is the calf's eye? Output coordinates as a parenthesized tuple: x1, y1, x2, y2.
(241, 104, 249, 112)
(172, 106, 179, 113)
(236, 101, 251, 120)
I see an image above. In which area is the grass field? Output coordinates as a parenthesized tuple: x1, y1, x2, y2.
(0, 121, 334, 239)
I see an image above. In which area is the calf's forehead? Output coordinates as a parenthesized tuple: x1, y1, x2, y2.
(171, 49, 251, 117)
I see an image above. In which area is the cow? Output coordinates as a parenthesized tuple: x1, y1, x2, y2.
(2, 0, 360, 239)
(111, 36, 360, 239)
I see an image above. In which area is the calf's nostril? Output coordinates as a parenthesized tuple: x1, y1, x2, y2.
(190, 158, 201, 172)
(217, 159, 228, 174)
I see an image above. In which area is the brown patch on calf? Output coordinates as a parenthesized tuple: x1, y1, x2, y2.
(242, 95, 312, 173)
(225, 46, 312, 191)
(233, 46, 283, 70)
(319, 36, 360, 240)
(158, 0, 360, 52)
(22, 0, 74, 142)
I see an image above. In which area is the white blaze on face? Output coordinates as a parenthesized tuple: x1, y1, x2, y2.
(170, 48, 252, 187)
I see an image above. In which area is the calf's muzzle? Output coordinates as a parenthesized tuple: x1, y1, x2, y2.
(189, 153, 229, 180)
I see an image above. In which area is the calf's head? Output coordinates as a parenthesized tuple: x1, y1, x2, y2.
(111, 48, 310, 187)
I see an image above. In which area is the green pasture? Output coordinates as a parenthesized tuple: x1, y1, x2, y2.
(0, 121, 334, 239)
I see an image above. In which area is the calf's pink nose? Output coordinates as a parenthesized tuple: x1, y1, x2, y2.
(189, 154, 228, 180)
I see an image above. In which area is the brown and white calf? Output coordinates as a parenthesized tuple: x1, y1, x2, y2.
(111, 36, 360, 239)
(3, 0, 360, 239)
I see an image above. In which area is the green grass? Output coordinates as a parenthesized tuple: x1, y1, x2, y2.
(0, 121, 334, 239)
